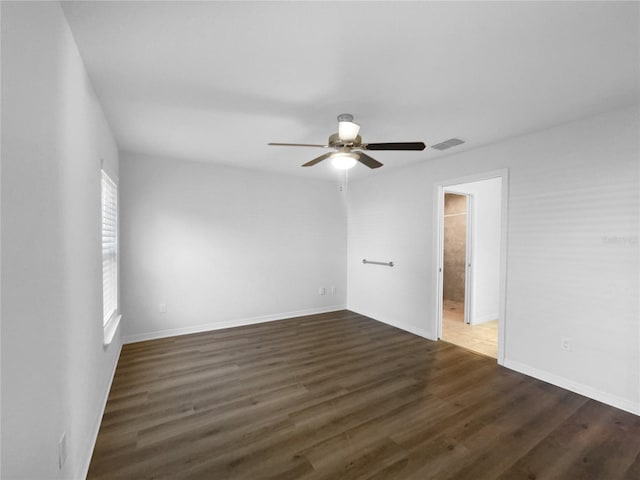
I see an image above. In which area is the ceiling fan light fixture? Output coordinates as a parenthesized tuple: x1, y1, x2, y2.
(269, 113, 425, 170)
(331, 152, 358, 170)
(338, 121, 360, 142)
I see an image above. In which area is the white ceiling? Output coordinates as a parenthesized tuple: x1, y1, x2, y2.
(61, 1, 639, 181)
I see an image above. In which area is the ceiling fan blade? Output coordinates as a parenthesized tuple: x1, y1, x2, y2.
(269, 142, 328, 148)
(302, 152, 333, 167)
(364, 142, 426, 151)
(356, 152, 383, 169)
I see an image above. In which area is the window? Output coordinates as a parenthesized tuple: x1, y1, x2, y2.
(102, 170, 120, 344)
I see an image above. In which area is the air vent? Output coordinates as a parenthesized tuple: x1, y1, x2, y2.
(431, 138, 465, 151)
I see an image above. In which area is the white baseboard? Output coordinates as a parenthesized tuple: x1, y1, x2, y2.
(347, 307, 436, 341)
(77, 339, 123, 479)
(123, 305, 347, 344)
(504, 358, 639, 416)
(347, 309, 639, 417)
(471, 312, 498, 325)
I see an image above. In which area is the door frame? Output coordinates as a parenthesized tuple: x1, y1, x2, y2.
(433, 169, 509, 365)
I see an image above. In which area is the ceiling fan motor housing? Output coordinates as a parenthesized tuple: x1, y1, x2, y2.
(328, 132, 362, 148)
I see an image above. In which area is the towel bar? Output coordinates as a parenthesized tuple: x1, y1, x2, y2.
(362, 259, 394, 267)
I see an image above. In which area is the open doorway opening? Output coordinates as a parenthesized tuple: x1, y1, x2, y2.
(437, 176, 504, 360)
(442, 191, 470, 327)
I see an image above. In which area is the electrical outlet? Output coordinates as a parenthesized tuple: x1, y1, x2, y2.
(319, 287, 326, 296)
(331, 286, 337, 295)
(58, 432, 67, 470)
(159, 303, 167, 313)
(561, 337, 572, 352)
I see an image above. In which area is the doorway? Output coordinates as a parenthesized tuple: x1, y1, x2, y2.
(435, 173, 507, 362)
(442, 192, 471, 325)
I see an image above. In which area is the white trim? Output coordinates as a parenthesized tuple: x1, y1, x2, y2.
(326, 308, 640, 416)
(471, 312, 499, 325)
(464, 193, 473, 325)
(504, 359, 640, 416)
(123, 305, 347, 344)
(100, 158, 119, 184)
(77, 341, 123, 480)
(434, 188, 444, 341)
(498, 171, 510, 365)
(348, 308, 436, 341)
(103, 313, 121, 346)
(433, 169, 509, 366)
(443, 212, 467, 218)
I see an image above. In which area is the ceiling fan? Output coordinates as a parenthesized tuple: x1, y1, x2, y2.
(268, 114, 426, 170)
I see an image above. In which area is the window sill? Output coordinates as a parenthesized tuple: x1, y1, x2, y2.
(103, 313, 122, 346)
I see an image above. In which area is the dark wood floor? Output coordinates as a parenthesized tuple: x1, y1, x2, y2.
(89, 310, 640, 479)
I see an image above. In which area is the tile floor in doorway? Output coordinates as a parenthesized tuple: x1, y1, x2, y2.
(442, 300, 498, 358)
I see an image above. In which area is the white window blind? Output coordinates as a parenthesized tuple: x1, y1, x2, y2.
(101, 170, 118, 327)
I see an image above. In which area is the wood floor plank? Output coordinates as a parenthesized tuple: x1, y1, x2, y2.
(87, 310, 640, 479)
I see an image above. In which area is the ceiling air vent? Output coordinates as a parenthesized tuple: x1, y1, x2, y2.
(431, 138, 465, 151)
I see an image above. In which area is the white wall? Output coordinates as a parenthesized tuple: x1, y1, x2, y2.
(445, 178, 502, 324)
(1, 3, 121, 478)
(347, 106, 639, 414)
(120, 153, 347, 341)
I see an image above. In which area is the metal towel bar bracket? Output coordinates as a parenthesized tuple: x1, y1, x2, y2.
(362, 259, 394, 267)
